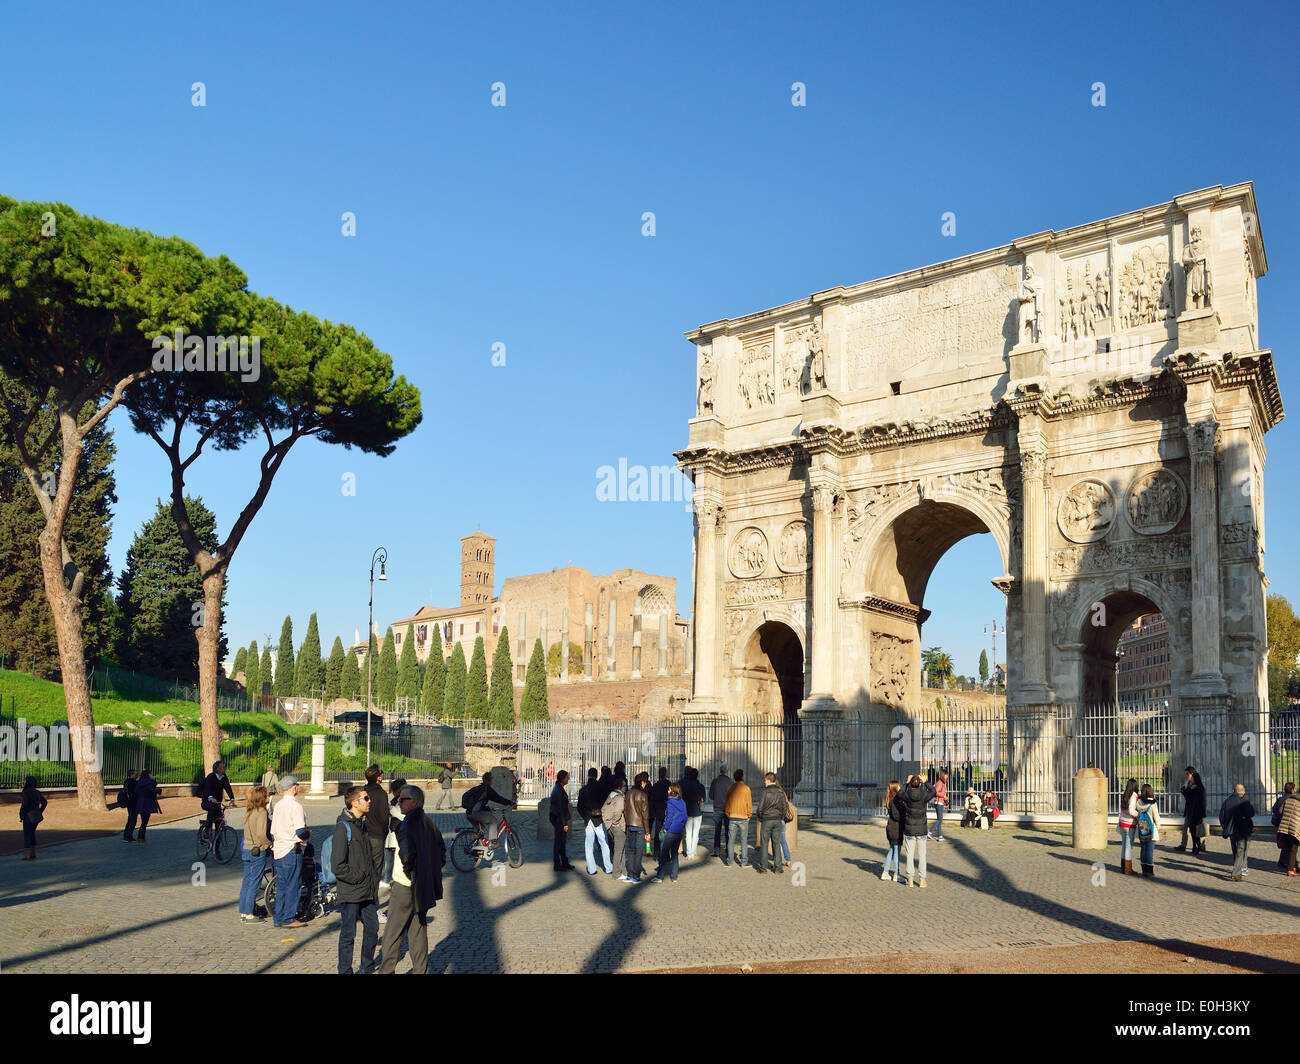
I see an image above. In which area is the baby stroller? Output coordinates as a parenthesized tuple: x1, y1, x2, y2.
(258, 842, 335, 922)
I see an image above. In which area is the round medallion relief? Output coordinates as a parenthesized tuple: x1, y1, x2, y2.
(1125, 468, 1187, 535)
(728, 527, 769, 579)
(1056, 478, 1116, 543)
(774, 519, 809, 573)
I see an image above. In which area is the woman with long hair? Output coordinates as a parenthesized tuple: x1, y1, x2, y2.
(1118, 777, 1140, 875)
(240, 785, 271, 921)
(882, 780, 902, 881)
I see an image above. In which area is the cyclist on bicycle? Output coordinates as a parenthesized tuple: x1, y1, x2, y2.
(200, 761, 235, 829)
(460, 771, 514, 841)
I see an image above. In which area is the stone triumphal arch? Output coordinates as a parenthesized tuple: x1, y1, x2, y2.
(677, 184, 1282, 805)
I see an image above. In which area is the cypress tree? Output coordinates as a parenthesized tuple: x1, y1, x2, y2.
(274, 616, 295, 700)
(295, 613, 322, 697)
(978, 648, 989, 686)
(116, 495, 227, 683)
(488, 628, 514, 727)
(245, 640, 260, 702)
(325, 637, 345, 701)
(397, 622, 420, 708)
(341, 647, 361, 702)
(464, 636, 489, 722)
(421, 647, 445, 717)
(376, 626, 398, 708)
(519, 638, 549, 723)
(259, 646, 274, 701)
(443, 642, 468, 720)
(232, 645, 247, 680)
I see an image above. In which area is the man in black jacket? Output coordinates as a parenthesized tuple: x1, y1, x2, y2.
(121, 769, 139, 842)
(578, 768, 612, 875)
(200, 761, 234, 829)
(550, 770, 575, 870)
(332, 786, 381, 974)
(1220, 784, 1256, 882)
(363, 765, 390, 884)
(649, 767, 670, 855)
(462, 771, 514, 838)
(379, 785, 446, 974)
(709, 764, 731, 858)
(900, 774, 936, 887)
(1177, 766, 1207, 855)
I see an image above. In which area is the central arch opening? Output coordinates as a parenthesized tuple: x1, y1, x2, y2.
(1081, 591, 1162, 705)
(863, 498, 1009, 704)
(740, 621, 804, 790)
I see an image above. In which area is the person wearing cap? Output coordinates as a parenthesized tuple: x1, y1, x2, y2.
(269, 775, 311, 928)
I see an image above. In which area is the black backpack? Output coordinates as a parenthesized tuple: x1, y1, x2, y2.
(115, 787, 129, 809)
(461, 784, 482, 811)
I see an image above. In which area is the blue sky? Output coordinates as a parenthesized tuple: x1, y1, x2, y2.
(2, 0, 1297, 677)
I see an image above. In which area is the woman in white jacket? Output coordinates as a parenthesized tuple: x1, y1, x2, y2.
(1135, 783, 1162, 878)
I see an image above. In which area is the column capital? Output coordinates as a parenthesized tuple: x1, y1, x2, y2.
(1185, 418, 1219, 456)
(693, 493, 725, 533)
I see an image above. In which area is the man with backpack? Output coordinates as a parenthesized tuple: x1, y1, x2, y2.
(1220, 783, 1256, 882)
(330, 786, 380, 974)
(434, 764, 456, 810)
(119, 769, 139, 842)
(461, 771, 515, 838)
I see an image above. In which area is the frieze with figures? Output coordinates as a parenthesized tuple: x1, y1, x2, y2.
(1051, 532, 1192, 578)
(725, 575, 804, 606)
(1057, 479, 1116, 543)
(1125, 469, 1187, 536)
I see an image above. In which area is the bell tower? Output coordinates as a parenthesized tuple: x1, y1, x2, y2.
(460, 532, 495, 606)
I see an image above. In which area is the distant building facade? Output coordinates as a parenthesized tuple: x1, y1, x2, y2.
(1117, 612, 1172, 705)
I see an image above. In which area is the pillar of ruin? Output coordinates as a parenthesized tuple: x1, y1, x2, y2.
(605, 601, 617, 681)
(559, 607, 569, 684)
(631, 596, 643, 679)
(539, 609, 549, 684)
(583, 603, 594, 682)
(657, 611, 668, 677)
(516, 611, 526, 687)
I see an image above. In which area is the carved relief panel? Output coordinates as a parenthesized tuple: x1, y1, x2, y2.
(870, 631, 912, 708)
(1125, 469, 1187, 536)
(1057, 479, 1116, 543)
(775, 519, 809, 573)
(728, 526, 769, 578)
(1057, 252, 1111, 341)
(1116, 239, 1174, 330)
(738, 335, 775, 411)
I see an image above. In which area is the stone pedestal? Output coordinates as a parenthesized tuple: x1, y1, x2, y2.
(305, 733, 329, 800)
(1177, 307, 1220, 349)
(1008, 342, 1048, 391)
(1072, 767, 1107, 849)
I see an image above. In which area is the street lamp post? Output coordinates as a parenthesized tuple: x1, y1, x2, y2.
(983, 620, 1001, 693)
(367, 547, 388, 767)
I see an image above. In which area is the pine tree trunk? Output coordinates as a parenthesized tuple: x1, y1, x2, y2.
(196, 567, 225, 773)
(38, 525, 105, 811)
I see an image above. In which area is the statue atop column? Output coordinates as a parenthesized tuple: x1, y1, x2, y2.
(1182, 227, 1213, 312)
(697, 348, 714, 415)
(1017, 263, 1044, 344)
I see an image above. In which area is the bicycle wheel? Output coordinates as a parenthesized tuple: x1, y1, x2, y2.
(450, 830, 480, 872)
(263, 876, 276, 915)
(503, 828, 524, 869)
(214, 826, 238, 864)
(195, 826, 212, 861)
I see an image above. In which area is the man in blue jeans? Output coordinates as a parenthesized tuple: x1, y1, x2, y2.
(269, 775, 310, 928)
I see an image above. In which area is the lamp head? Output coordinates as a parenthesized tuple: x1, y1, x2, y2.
(378, 562, 387, 581)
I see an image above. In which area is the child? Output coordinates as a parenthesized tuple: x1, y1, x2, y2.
(882, 780, 902, 881)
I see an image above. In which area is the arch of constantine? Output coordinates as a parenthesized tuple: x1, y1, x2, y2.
(677, 184, 1282, 809)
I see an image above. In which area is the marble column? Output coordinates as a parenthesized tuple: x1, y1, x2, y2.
(1186, 418, 1227, 693)
(516, 611, 526, 687)
(559, 608, 569, 684)
(803, 480, 840, 708)
(1017, 430, 1050, 703)
(631, 596, 643, 679)
(583, 603, 593, 682)
(689, 493, 724, 711)
(605, 601, 617, 681)
(539, 609, 549, 682)
(657, 612, 668, 677)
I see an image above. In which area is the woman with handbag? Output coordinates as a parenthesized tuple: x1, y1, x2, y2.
(18, 776, 47, 860)
(1177, 766, 1207, 855)
(239, 785, 272, 922)
(1117, 778, 1140, 875)
(1135, 783, 1162, 877)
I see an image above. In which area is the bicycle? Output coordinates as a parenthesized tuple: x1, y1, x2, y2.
(195, 799, 238, 864)
(259, 842, 330, 923)
(451, 806, 524, 871)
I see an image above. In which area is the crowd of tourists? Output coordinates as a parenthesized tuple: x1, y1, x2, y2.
(548, 763, 797, 881)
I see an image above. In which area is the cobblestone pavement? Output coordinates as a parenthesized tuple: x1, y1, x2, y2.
(1, 804, 1296, 973)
